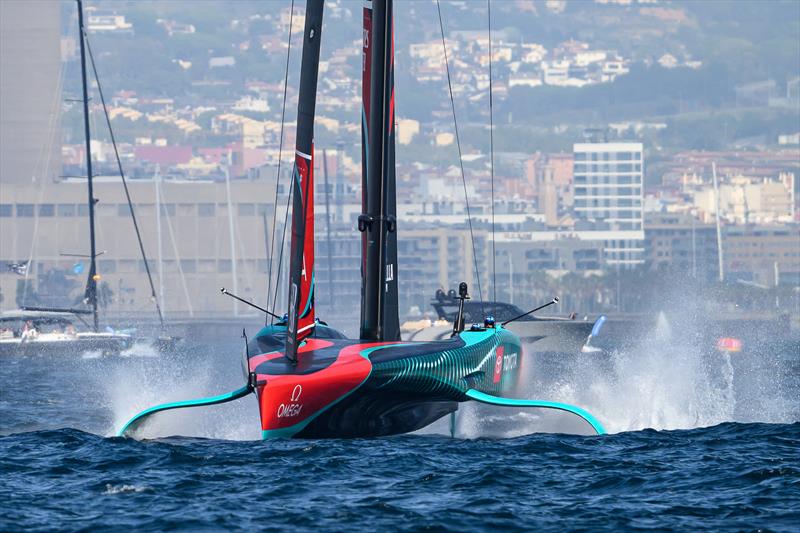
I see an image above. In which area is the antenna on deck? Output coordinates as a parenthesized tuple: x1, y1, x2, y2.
(502, 297, 559, 326)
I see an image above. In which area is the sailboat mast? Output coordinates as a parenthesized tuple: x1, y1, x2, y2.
(322, 149, 335, 313)
(155, 168, 165, 317)
(285, 0, 324, 363)
(712, 162, 724, 283)
(225, 167, 239, 317)
(360, 0, 399, 341)
(77, 0, 98, 331)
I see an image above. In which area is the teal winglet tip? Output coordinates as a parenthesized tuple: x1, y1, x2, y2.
(117, 385, 253, 437)
(465, 389, 606, 435)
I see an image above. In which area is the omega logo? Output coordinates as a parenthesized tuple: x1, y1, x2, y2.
(277, 384, 304, 418)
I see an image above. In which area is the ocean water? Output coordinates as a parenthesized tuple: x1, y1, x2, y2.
(1, 324, 799, 531)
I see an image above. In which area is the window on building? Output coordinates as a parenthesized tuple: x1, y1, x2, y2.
(198, 260, 216, 273)
(0, 204, 12, 217)
(177, 203, 195, 216)
(99, 259, 116, 274)
(118, 204, 131, 217)
(199, 203, 216, 217)
(38, 204, 55, 217)
(16, 204, 34, 217)
(58, 204, 76, 217)
(96, 203, 116, 216)
(180, 259, 196, 273)
(118, 260, 137, 273)
(160, 204, 176, 216)
(78, 204, 89, 216)
(238, 203, 255, 216)
(218, 259, 232, 273)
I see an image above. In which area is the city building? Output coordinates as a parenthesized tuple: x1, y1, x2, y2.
(0, 0, 62, 186)
(573, 141, 645, 266)
(724, 225, 800, 286)
(645, 212, 720, 282)
(691, 174, 795, 224)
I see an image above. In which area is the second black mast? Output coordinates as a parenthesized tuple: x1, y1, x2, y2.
(359, 0, 400, 341)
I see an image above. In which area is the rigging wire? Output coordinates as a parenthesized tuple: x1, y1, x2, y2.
(436, 0, 485, 315)
(84, 34, 165, 329)
(270, 173, 294, 318)
(487, 0, 497, 303)
(21, 58, 65, 305)
(268, 0, 295, 323)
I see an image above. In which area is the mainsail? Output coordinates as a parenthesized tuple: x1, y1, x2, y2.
(359, 2, 371, 336)
(285, 0, 324, 363)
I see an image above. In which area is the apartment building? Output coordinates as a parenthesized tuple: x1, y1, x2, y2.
(573, 141, 645, 266)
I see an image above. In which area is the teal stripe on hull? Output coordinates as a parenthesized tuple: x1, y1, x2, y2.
(368, 327, 514, 398)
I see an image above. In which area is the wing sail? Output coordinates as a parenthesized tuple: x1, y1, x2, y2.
(286, 148, 316, 363)
(285, 0, 324, 363)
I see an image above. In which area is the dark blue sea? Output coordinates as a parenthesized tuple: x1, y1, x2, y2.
(1, 324, 799, 531)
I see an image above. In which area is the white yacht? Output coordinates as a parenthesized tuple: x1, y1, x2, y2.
(0, 309, 132, 356)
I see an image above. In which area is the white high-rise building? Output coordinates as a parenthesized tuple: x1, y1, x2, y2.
(573, 141, 645, 266)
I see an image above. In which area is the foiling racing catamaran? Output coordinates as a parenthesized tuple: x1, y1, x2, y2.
(118, 0, 605, 439)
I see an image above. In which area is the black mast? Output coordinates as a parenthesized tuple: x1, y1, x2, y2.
(77, 0, 98, 332)
(360, 0, 400, 341)
(285, 0, 324, 363)
(382, 0, 400, 342)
